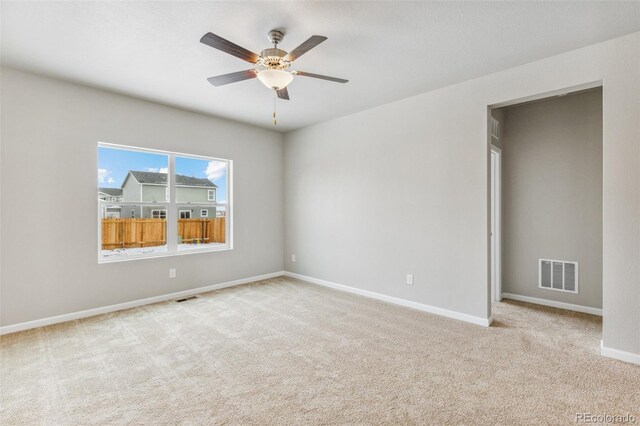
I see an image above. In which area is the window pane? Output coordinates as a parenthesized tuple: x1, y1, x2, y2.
(177, 205, 226, 250)
(175, 156, 227, 204)
(151, 209, 167, 219)
(100, 204, 167, 259)
(98, 146, 169, 203)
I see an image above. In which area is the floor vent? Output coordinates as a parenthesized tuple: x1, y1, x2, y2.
(539, 259, 578, 293)
(175, 296, 198, 303)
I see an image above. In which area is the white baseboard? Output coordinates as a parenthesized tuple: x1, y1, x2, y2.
(284, 271, 492, 327)
(0, 271, 286, 335)
(601, 341, 640, 365)
(501, 292, 602, 316)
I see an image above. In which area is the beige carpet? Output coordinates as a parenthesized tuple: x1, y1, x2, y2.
(1, 276, 638, 425)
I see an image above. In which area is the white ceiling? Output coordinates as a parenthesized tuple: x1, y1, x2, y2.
(2, 1, 640, 132)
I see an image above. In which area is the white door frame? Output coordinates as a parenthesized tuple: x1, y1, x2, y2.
(490, 145, 502, 302)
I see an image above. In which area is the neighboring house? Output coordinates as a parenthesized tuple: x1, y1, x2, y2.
(98, 187, 124, 202)
(119, 171, 218, 219)
(98, 188, 124, 218)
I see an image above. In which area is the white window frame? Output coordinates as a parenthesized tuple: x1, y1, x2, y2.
(179, 210, 192, 219)
(208, 189, 215, 201)
(98, 142, 233, 263)
(200, 209, 209, 218)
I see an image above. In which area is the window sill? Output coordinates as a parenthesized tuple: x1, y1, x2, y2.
(98, 245, 232, 264)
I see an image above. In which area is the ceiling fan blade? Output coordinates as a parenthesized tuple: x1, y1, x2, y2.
(292, 71, 348, 84)
(284, 35, 327, 61)
(207, 69, 257, 87)
(276, 87, 290, 100)
(200, 32, 260, 63)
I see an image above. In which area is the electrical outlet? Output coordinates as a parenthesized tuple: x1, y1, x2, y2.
(169, 268, 176, 278)
(291, 254, 296, 262)
(406, 274, 414, 285)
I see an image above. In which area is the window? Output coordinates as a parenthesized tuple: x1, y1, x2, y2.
(152, 209, 167, 219)
(175, 155, 228, 251)
(98, 143, 232, 262)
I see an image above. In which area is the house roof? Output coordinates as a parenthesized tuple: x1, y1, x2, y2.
(98, 187, 123, 196)
(128, 171, 217, 188)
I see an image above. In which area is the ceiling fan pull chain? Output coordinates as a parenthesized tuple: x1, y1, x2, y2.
(273, 92, 277, 126)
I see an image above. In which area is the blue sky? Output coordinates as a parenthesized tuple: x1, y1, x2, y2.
(98, 147, 227, 203)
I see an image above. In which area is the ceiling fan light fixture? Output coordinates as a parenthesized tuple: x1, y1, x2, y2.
(257, 69, 293, 90)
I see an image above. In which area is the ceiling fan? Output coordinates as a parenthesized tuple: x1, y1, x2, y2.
(200, 29, 348, 102)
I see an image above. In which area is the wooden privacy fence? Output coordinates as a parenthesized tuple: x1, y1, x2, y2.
(102, 218, 166, 250)
(178, 218, 226, 244)
(101, 218, 225, 250)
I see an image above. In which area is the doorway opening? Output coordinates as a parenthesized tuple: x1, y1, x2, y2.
(488, 84, 603, 336)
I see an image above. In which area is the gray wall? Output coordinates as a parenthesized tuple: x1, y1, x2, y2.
(284, 32, 640, 355)
(500, 89, 602, 308)
(128, 206, 141, 219)
(121, 181, 216, 203)
(174, 207, 216, 219)
(142, 184, 167, 202)
(122, 175, 142, 202)
(175, 186, 214, 203)
(0, 67, 284, 326)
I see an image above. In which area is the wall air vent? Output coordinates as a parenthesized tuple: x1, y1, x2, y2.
(539, 259, 578, 293)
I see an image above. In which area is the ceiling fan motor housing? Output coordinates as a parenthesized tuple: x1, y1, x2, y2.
(259, 48, 290, 69)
